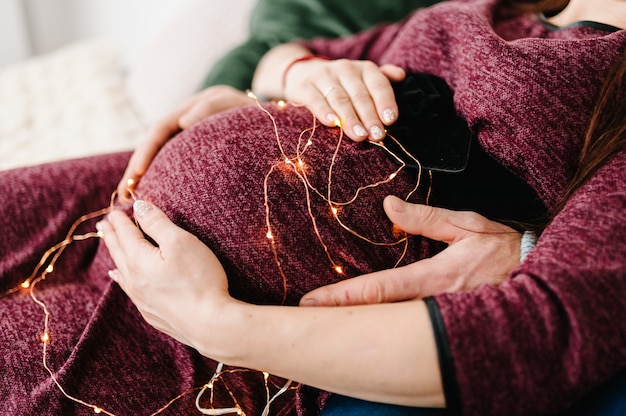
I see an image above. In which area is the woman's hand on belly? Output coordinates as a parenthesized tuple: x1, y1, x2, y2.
(300, 195, 522, 306)
(282, 57, 405, 142)
(97, 199, 233, 350)
(96, 199, 445, 404)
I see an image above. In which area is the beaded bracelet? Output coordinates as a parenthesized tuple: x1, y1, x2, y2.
(281, 55, 330, 95)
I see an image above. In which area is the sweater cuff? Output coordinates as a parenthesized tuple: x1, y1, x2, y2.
(425, 297, 462, 415)
(520, 230, 537, 262)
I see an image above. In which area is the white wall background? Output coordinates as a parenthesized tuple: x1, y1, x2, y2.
(0, 0, 32, 67)
(0, 0, 207, 69)
(0, 0, 256, 121)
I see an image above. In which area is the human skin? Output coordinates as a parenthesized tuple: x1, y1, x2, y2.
(100, 0, 626, 407)
(252, 0, 626, 143)
(98, 194, 523, 407)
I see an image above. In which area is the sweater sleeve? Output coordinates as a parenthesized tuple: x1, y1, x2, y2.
(300, 22, 406, 63)
(430, 151, 626, 416)
(201, 0, 432, 89)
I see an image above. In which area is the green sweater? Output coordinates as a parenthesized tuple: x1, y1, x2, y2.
(201, 0, 441, 90)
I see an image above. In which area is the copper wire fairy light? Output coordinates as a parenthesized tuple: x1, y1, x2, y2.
(3, 93, 428, 415)
(252, 92, 425, 279)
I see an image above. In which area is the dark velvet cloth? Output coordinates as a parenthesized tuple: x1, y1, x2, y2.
(0, 104, 439, 415)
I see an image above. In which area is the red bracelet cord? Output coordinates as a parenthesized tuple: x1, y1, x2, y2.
(281, 55, 330, 96)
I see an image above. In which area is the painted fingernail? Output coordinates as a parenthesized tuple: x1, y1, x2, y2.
(370, 125, 385, 141)
(382, 109, 396, 124)
(108, 269, 119, 282)
(95, 221, 104, 237)
(133, 200, 153, 218)
(353, 124, 367, 137)
(326, 113, 340, 126)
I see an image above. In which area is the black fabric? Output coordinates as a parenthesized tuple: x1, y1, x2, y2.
(425, 297, 461, 416)
(537, 14, 623, 33)
(384, 74, 546, 227)
(385, 74, 472, 173)
(428, 137, 547, 227)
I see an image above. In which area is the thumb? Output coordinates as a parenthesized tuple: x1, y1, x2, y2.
(178, 110, 202, 129)
(132, 200, 179, 247)
(380, 64, 406, 82)
(383, 195, 474, 244)
(300, 265, 429, 306)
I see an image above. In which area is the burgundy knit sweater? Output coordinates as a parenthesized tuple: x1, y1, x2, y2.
(1, 1, 624, 415)
(304, 0, 626, 414)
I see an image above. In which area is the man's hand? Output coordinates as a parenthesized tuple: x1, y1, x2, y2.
(117, 86, 253, 200)
(300, 196, 521, 306)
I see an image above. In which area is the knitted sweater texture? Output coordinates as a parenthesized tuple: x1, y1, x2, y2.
(304, 0, 626, 414)
(0, 1, 624, 415)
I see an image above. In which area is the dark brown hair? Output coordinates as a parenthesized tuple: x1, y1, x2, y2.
(508, 0, 569, 14)
(553, 47, 626, 218)
(505, 0, 626, 231)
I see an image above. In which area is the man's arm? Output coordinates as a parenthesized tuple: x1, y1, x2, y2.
(201, 0, 440, 90)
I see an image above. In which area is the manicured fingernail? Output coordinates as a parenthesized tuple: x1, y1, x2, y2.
(382, 109, 396, 124)
(370, 125, 385, 141)
(353, 124, 367, 137)
(108, 269, 119, 282)
(133, 200, 153, 218)
(95, 221, 104, 237)
(327, 113, 340, 126)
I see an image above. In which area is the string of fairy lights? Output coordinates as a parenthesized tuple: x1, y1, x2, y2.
(1, 93, 426, 415)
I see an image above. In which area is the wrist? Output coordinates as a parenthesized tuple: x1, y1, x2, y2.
(281, 55, 330, 97)
(188, 297, 251, 363)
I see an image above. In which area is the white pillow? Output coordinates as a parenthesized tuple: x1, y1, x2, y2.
(0, 40, 146, 171)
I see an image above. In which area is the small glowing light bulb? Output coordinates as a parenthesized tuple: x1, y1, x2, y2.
(306, 140, 313, 147)
(284, 157, 291, 164)
(127, 178, 135, 187)
(297, 158, 304, 168)
(388, 173, 397, 180)
(277, 100, 286, 108)
(391, 224, 404, 238)
(330, 206, 338, 216)
(333, 118, 342, 128)
(266, 231, 273, 240)
(97, 230, 104, 238)
(263, 372, 269, 380)
(246, 90, 256, 99)
(45, 265, 54, 273)
(334, 265, 343, 274)
(94, 406, 102, 414)
(21, 281, 30, 289)
(41, 332, 50, 343)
